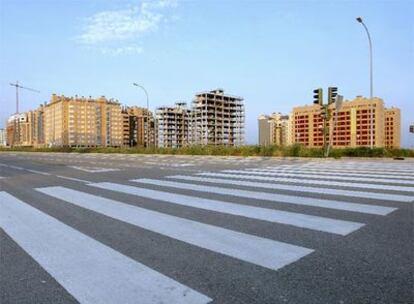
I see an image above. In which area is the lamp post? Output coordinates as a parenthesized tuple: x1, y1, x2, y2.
(356, 17, 374, 149)
(132, 83, 150, 147)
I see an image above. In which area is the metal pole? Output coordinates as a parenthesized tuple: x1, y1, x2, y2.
(132, 83, 150, 147)
(15, 81, 19, 114)
(356, 17, 374, 149)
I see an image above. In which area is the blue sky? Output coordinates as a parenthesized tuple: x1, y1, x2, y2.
(0, 0, 413, 147)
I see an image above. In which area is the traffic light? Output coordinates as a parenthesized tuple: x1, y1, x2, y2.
(328, 87, 338, 105)
(313, 88, 323, 105)
(410, 125, 414, 133)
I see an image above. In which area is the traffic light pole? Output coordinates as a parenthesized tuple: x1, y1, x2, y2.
(313, 87, 340, 157)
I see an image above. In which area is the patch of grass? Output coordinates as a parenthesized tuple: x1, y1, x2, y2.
(0, 145, 413, 158)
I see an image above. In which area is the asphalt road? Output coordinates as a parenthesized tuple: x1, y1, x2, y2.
(1, 152, 413, 304)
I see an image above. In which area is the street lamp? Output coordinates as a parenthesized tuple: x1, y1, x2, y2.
(356, 16, 374, 149)
(132, 83, 149, 113)
(132, 83, 150, 147)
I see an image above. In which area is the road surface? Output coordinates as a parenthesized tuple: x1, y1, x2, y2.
(1, 152, 413, 304)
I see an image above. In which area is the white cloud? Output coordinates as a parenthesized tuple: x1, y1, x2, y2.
(99, 45, 144, 56)
(75, 0, 177, 55)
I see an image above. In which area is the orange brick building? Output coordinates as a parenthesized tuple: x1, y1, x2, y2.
(291, 96, 400, 148)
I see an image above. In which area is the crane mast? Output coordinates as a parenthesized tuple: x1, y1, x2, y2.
(9, 81, 40, 114)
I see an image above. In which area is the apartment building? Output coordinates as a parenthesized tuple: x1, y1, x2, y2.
(0, 128, 6, 146)
(43, 94, 123, 147)
(5, 108, 44, 147)
(122, 106, 155, 147)
(192, 89, 244, 146)
(291, 96, 400, 148)
(156, 102, 192, 148)
(258, 113, 291, 146)
(384, 108, 401, 148)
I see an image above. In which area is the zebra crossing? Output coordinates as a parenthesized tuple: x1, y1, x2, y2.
(1, 160, 413, 303)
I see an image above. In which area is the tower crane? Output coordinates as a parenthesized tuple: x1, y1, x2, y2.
(9, 81, 40, 114)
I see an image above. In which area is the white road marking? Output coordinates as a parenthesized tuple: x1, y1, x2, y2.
(26, 169, 51, 176)
(196, 172, 414, 193)
(222, 170, 414, 185)
(0, 191, 211, 304)
(267, 165, 414, 175)
(245, 168, 414, 180)
(90, 182, 364, 235)
(56, 175, 91, 183)
(136, 178, 397, 215)
(37, 186, 313, 271)
(69, 166, 120, 173)
(168, 175, 414, 203)
(8, 165, 24, 170)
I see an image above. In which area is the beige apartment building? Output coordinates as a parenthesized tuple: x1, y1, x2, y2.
(290, 96, 400, 148)
(258, 113, 291, 146)
(384, 108, 401, 148)
(122, 106, 155, 147)
(43, 94, 123, 147)
(192, 89, 244, 146)
(6, 108, 44, 147)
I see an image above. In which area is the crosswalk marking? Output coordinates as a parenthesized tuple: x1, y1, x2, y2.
(167, 175, 413, 203)
(246, 168, 414, 181)
(89, 182, 364, 235)
(37, 186, 313, 271)
(266, 165, 414, 175)
(196, 172, 414, 193)
(69, 166, 120, 173)
(26, 169, 51, 176)
(222, 170, 414, 185)
(0, 191, 212, 304)
(134, 178, 397, 215)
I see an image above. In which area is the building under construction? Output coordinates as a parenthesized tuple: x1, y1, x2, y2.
(156, 102, 192, 148)
(192, 89, 244, 146)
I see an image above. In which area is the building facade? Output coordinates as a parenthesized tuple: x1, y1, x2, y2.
(43, 94, 123, 147)
(5, 109, 44, 147)
(156, 102, 192, 148)
(258, 113, 291, 146)
(122, 106, 155, 147)
(0, 128, 7, 146)
(384, 108, 401, 148)
(192, 89, 244, 146)
(291, 96, 400, 148)
(5, 89, 245, 148)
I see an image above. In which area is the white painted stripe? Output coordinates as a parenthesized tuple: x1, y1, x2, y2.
(8, 165, 24, 170)
(37, 186, 313, 271)
(56, 175, 91, 183)
(268, 166, 414, 174)
(136, 178, 397, 215)
(168, 175, 413, 203)
(247, 168, 414, 180)
(90, 182, 364, 235)
(222, 170, 414, 185)
(196, 173, 414, 193)
(26, 169, 51, 176)
(0, 191, 211, 304)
